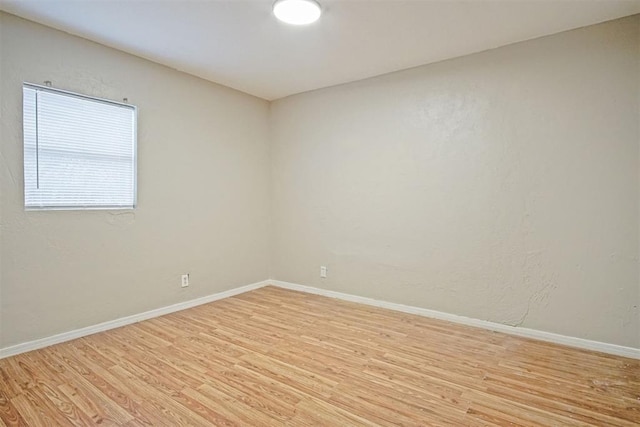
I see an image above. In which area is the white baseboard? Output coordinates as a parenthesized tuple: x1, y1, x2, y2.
(270, 280, 640, 360)
(3, 278, 638, 360)
(0, 280, 270, 359)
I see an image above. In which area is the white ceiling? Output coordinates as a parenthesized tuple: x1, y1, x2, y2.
(2, 0, 639, 100)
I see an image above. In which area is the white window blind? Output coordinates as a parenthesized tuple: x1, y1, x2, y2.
(23, 84, 137, 210)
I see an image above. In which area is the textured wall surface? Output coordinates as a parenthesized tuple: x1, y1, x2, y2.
(1, 12, 639, 351)
(270, 16, 640, 347)
(0, 13, 271, 348)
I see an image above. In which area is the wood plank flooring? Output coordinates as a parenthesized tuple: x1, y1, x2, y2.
(0, 285, 638, 426)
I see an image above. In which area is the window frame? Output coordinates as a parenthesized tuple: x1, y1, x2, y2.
(23, 82, 138, 211)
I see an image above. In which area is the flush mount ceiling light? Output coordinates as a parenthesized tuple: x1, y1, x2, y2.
(273, 0, 322, 25)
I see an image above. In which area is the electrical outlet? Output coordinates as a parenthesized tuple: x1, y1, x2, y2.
(181, 274, 189, 288)
(320, 266, 327, 278)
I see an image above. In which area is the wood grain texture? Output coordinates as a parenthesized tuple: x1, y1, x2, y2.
(1, 285, 638, 426)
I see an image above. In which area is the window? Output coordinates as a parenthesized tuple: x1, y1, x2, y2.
(23, 83, 137, 210)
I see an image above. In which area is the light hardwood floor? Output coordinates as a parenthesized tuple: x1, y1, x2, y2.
(0, 285, 638, 426)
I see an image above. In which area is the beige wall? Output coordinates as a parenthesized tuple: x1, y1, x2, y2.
(271, 16, 640, 347)
(1, 12, 638, 350)
(0, 13, 271, 348)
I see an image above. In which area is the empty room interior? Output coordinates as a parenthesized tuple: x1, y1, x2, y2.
(1, 0, 639, 425)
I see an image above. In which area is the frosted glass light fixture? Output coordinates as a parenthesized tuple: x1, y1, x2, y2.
(273, 0, 321, 25)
